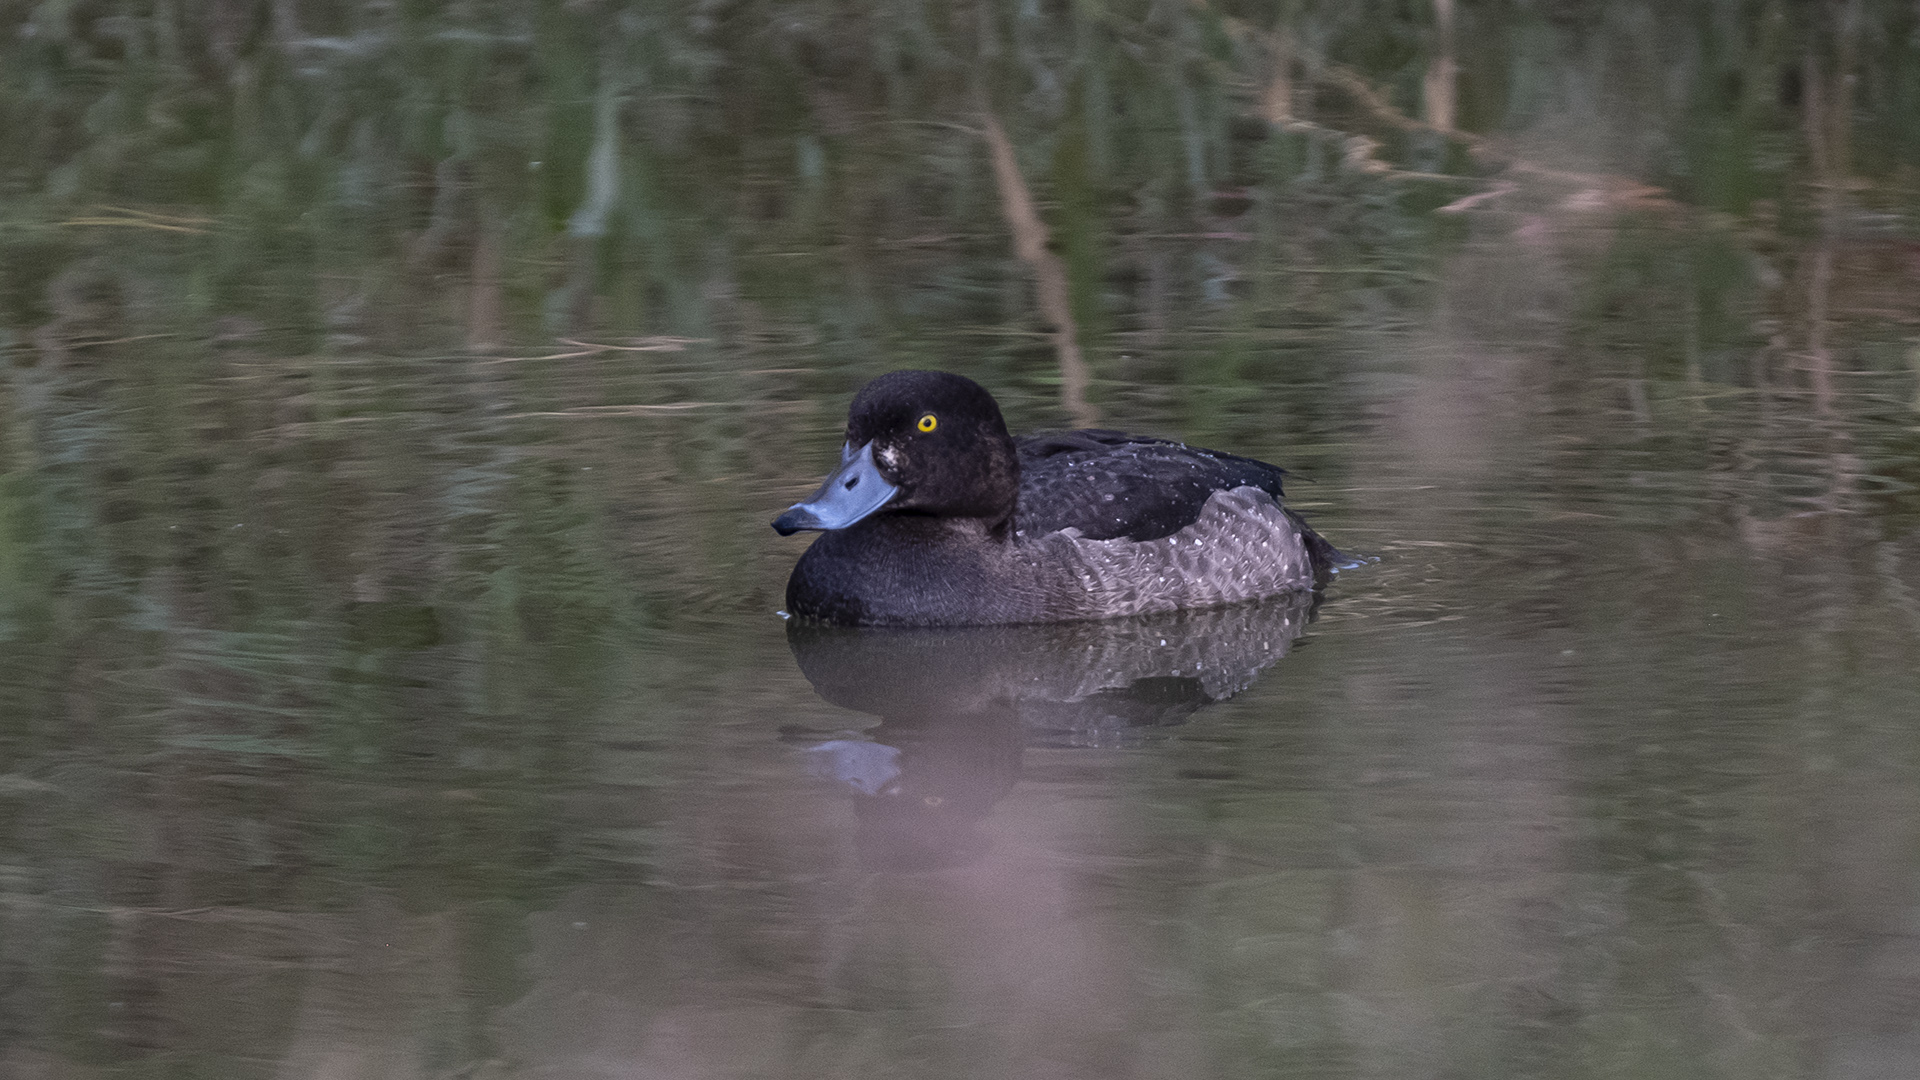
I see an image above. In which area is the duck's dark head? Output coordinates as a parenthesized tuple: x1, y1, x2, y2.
(773, 370, 1019, 535)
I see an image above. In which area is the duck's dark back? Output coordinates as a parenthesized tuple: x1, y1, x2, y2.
(1012, 430, 1291, 543)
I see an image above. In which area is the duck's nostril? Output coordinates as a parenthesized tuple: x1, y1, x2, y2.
(845, 477, 858, 489)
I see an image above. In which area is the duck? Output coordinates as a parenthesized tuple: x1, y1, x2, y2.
(772, 370, 1345, 626)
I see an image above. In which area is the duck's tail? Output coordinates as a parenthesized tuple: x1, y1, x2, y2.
(1286, 510, 1369, 588)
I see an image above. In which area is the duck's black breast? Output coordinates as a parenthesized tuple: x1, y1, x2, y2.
(1013, 430, 1291, 542)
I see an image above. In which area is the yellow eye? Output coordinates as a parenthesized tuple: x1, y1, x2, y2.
(917, 413, 938, 433)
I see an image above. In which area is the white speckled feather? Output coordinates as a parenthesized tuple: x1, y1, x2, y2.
(1031, 486, 1312, 618)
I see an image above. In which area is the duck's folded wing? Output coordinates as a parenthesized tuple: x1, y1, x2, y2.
(1013, 430, 1293, 542)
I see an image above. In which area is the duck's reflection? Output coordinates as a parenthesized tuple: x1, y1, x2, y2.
(786, 590, 1318, 870)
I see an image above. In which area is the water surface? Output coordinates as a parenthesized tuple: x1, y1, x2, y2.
(4, 3, 1920, 1078)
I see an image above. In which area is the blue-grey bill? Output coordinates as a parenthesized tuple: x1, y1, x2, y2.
(771, 441, 900, 535)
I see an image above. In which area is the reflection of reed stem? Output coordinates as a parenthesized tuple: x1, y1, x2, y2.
(568, 85, 622, 239)
(1806, 238, 1835, 417)
(467, 222, 503, 354)
(1424, 0, 1457, 132)
(1908, 343, 1920, 413)
(1801, 1, 1860, 421)
(980, 112, 1097, 427)
(1258, 30, 1292, 123)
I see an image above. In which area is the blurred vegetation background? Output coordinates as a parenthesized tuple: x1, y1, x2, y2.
(6, 0, 1915, 368)
(4, 1, 1920, 1076)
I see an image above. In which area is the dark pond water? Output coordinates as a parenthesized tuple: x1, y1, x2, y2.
(5, 3, 1920, 1078)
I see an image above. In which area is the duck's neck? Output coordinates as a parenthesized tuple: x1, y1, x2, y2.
(865, 511, 1012, 545)
(919, 437, 1019, 531)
